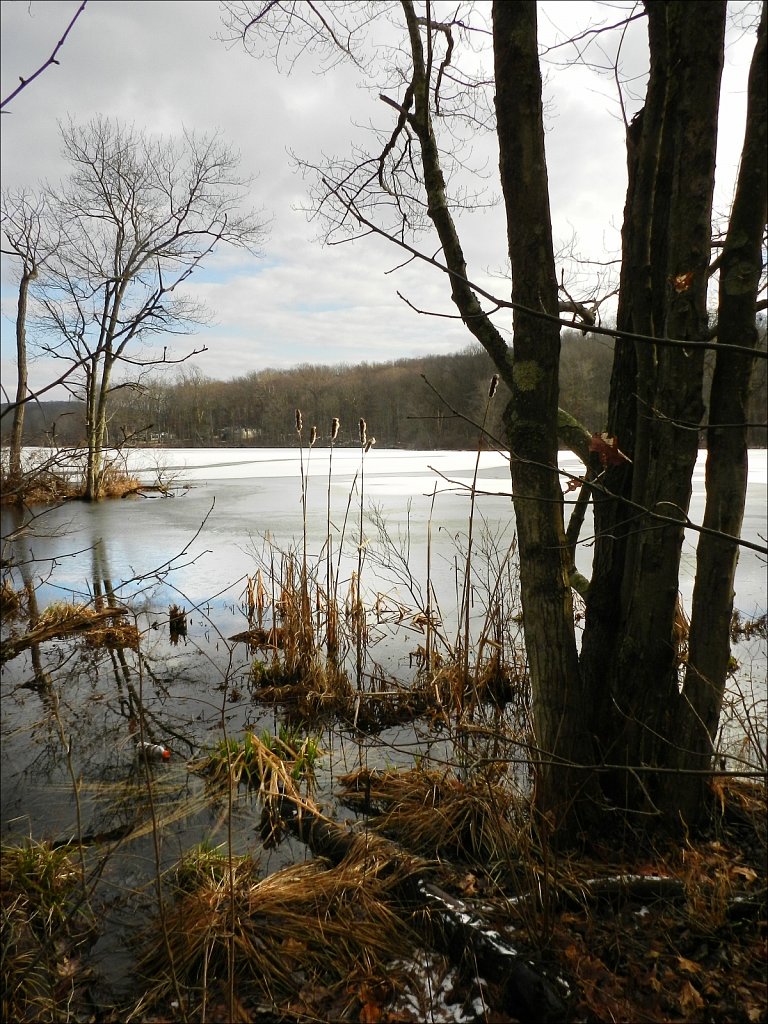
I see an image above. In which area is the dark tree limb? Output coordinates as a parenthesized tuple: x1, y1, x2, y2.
(276, 796, 570, 1024)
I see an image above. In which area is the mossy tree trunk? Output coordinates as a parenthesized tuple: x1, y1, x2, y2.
(492, 1, 597, 831)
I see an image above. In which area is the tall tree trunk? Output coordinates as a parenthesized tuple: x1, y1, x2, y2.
(493, 1, 595, 833)
(673, 3, 767, 823)
(84, 358, 98, 500)
(9, 266, 37, 479)
(85, 355, 115, 501)
(581, 1, 726, 826)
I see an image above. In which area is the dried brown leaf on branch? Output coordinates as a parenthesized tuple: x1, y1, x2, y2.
(589, 432, 632, 468)
(672, 271, 695, 293)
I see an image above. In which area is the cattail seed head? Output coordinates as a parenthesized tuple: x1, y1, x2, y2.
(295, 409, 303, 433)
(331, 417, 340, 441)
(310, 425, 317, 447)
(359, 418, 367, 445)
(364, 436, 376, 453)
(489, 374, 499, 398)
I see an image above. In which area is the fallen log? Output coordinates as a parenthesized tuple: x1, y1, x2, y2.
(276, 796, 570, 1024)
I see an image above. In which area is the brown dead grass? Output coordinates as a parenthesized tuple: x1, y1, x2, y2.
(1, 466, 142, 505)
(130, 836, 423, 1023)
(1, 840, 94, 1024)
(1, 601, 140, 662)
(0, 469, 80, 505)
(0, 578, 24, 618)
(97, 466, 142, 498)
(337, 764, 525, 873)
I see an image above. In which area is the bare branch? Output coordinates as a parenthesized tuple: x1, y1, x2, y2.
(1, 1, 88, 111)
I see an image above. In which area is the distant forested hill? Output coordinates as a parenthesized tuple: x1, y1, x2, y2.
(0, 400, 87, 446)
(3, 330, 765, 449)
(101, 335, 618, 449)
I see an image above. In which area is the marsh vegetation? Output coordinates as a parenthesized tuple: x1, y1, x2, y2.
(2, 442, 765, 1022)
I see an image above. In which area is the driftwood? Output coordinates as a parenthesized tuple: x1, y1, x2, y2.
(277, 797, 570, 1024)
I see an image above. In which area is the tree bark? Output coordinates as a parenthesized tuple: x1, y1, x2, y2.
(581, 1, 727, 824)
(493, 1, 595, 832)
(673, 3, 767, 823)
(9, 266, 36, 479)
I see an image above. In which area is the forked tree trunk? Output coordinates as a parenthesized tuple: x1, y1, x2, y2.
(398, 0, 753, 836)
(581, 2, 728, 826)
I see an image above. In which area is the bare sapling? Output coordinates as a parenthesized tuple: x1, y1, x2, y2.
(459, 375, 500, 715)
(354, 419, 375, 689)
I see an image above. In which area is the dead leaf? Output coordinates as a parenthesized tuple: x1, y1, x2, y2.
(677, 956, 701, 974)
(679, 980, 704, 1015)
(730, 865, 758, 882)
(459, 872, 479, 896)
(672, 271, 695, 293)
(589, 432, 632, 468)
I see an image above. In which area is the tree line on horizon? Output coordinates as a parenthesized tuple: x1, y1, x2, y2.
(4, 328, 765, 450)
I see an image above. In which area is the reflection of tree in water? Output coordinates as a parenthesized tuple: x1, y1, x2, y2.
(2, 528, 208, 837)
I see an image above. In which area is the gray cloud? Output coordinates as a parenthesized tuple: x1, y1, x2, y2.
(1, 1, 757, 397)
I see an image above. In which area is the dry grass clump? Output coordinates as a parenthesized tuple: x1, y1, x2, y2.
(249, 655, 355, 720)
(337, 765, 524, 873)
(39, 601, 139, 650)
(730, 609, 768, 642)
(85, 618, 140, 651)
(1, 463, 142, 505)
(0, 469, 80, 506)
(1, 840, 93, 1023)
(2, 601, 140, 663)
(0, 578, 24, 619)
(36, 601, 102, 632)
(95, 465, 142, 498)
(130, 842, 421, 1021)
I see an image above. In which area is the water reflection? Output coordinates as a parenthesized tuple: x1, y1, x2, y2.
(2, 448, 765, 1008)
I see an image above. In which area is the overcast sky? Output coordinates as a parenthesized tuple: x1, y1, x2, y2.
(0, 1, 760, 397)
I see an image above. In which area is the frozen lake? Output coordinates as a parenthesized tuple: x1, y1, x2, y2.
(4, 445, 766, 622)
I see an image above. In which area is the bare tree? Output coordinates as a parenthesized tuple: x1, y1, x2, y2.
(33, 116, 266, 499)
(222, 0, 767, 836)
(1, 190, 58, 479)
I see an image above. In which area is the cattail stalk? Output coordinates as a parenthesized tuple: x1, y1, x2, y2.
(355, 419, 372, 689)
(295, 408, 312, 657)
(326, 417, 340, 657)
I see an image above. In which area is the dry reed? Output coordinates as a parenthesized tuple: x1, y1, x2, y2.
(130, 840, 421, 1020)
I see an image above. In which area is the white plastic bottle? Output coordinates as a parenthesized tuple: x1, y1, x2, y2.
(136, 741, 171, 762)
